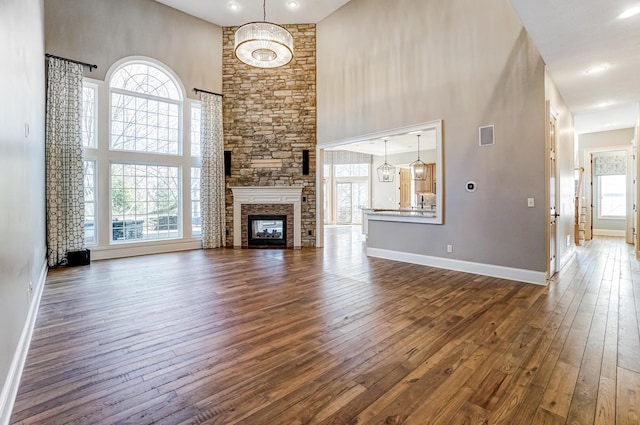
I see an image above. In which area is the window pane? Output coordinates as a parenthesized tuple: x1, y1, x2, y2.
(191, 103, 201, 157)
(335, 163, 369, 177)
(191, 167, 201, 237)
(111, 63, 180, 100)
(81, 85, 97, 147)
(111, 92, 180, 154)
(83, 160, 96, 245)
(111, 163, 180, 242)
(599, 175, 626, 217)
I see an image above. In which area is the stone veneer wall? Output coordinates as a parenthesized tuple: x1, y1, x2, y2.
(222, 24, 316, 247)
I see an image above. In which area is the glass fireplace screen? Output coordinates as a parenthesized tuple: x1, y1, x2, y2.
(250, 217, 285, 240)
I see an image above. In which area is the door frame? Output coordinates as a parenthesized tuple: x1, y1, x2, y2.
(546, 101, 560, 278)
(583, 145, 635, 241)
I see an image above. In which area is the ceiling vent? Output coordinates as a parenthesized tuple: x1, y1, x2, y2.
(479, 125, 494, 147)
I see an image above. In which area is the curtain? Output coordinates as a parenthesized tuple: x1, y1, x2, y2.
(200, 92, 226, 249)
(45, 58, 85, 266)
(324, 150, 372, 165)
(594, 152, 627, 176)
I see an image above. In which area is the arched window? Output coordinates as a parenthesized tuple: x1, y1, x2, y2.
(81, 58, 202, 252)
(110, 62, 182, 154)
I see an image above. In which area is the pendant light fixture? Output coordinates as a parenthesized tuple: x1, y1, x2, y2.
(234, 0, 294, 68)
(376, 138, 395, 182)
(410, 133, 427, 180)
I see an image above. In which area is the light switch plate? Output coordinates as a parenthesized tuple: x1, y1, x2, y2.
(527, 197, 534, 208)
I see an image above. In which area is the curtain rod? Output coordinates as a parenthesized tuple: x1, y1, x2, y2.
(194, 88, 223, 97)
(45, 53, 97, 71)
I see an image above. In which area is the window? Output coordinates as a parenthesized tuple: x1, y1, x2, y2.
(108, 62, 184, 243)
(110, 63, 181, 154)
(191, 103, 202, 157)
(81, 84, 97, 148)
(191, 167, 201, 236)
(110, 164, 180, 242)
(80, 60, 203, 255)
(83, 160, 96, 244)
(598, 175, 625, 219)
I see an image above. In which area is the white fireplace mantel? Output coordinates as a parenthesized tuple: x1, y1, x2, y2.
(230, 186, 303, 248)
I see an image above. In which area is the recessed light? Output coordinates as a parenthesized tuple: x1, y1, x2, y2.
(287, 1, 299, 8)
(408, 130, 422, 135)
(618, 6, 640, 19)
(595, 101, 612, 108)
(585, 65, 608, 75)
(228, 2, 239, 11)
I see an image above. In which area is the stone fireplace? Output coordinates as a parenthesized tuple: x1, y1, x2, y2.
(230, 186, 303, 248)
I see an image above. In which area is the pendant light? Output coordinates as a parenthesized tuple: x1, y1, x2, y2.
(234, 0, 294, 68)
(376, 138, 395, 182)
(410, 133, 427, 180)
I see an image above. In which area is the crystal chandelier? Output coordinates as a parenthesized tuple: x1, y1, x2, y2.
(234, 0, 294, 68)
(410, 133, 427, 180)
(376, 138, 395, 182)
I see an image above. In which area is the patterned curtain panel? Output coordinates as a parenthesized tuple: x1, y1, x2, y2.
(324, 150, 372, 165)
(594, 152, 627, 176)
(200, 92, 226, 249)
(45, 58, 85, 266)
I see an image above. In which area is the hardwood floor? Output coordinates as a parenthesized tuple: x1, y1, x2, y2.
(10, 229, 640, 424)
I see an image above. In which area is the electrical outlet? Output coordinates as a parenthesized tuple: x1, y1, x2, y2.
(308, 229, 313, 236)
(447, 245, 453, 253)
(527, 197, 535, 208)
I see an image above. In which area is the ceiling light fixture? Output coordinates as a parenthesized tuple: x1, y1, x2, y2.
(234, 0, 294, 68)
(585, 65, 608, 75)
(377, 138, 395, 183)
(287, 1, 299, 8)
(229, 3, 239, 11)
(618, 6, 640, 19)
(595, 101, 612, 108)
(410, 134, 427, 181)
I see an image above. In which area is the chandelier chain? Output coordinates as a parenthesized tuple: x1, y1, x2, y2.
(263, 0, 267, 21)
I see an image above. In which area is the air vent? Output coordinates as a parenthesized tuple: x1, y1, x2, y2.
(479, 125, 494, 147)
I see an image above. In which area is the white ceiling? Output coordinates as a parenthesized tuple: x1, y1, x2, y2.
(154, 0, 640, 145)
(153, 0, 351, 26)
(510, 0, 640, 134)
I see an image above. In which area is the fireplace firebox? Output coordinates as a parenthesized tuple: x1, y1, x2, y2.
(248, 215, 287, 247)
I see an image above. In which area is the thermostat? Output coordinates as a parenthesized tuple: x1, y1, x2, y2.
(465, 181, 477, 192)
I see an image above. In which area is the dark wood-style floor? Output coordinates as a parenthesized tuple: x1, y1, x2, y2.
(10, 227, 640, 424)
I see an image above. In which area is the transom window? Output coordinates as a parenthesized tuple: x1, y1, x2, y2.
(110, 63, 181, 154)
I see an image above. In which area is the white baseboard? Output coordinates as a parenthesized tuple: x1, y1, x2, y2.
(366, 248, 547, 285)
(0, 260, 47, 425)
(592, 229, 625, 237)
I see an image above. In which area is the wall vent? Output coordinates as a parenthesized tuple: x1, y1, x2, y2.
(479, 125, 494, 147)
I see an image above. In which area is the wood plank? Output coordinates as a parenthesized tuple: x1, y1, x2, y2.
(617, 367, 640, 425)
(8, 231, 639, 425)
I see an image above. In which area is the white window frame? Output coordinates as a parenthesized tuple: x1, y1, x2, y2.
(81, 58, 203, 260)
(597, 174, 626, 220)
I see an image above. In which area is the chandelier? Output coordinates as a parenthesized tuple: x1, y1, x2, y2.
(410, 133, 427, 180)
(376, 138, 395, 182)
(234, 0, 294, 68)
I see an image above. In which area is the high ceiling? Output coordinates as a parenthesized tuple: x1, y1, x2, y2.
(153, 0, 351, 27)
(154, 0, 640, 148)
(510, 0, 640, 135)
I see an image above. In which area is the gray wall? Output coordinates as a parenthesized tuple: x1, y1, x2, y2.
(45, 0, 223, 97)
(318, 0, 548, 272)
(0, 0, 46, 409)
